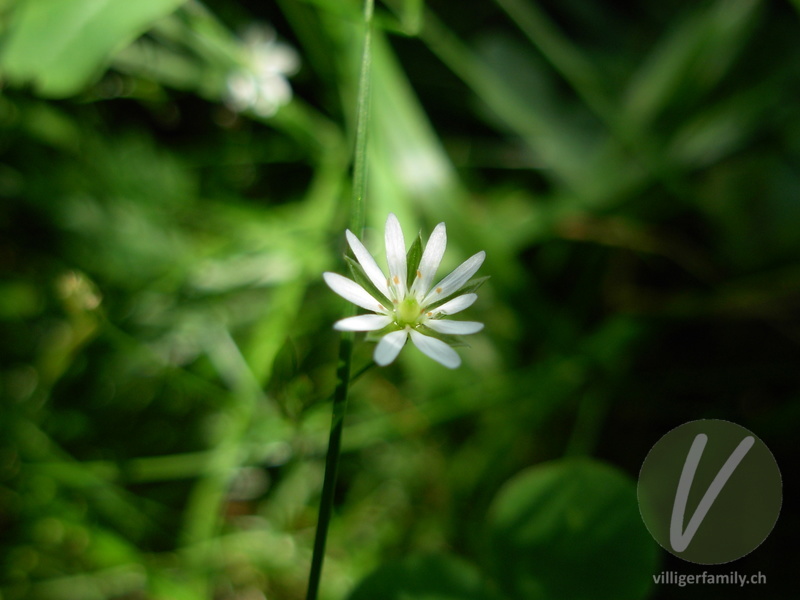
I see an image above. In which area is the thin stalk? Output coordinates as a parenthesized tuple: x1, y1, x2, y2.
(306, 2, 374, 599)
(348, 0, 374, 236)
(305, 335, 353, 600)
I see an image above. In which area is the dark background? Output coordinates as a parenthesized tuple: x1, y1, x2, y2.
(1, 0, 797, 599)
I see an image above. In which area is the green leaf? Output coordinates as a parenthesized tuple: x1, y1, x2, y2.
(406, 232, 424, 289)
(0, 0, 187, 97)
(623, 0, 760, 127)
(347, 553, 504, 600)
(487, 458, 658, 600)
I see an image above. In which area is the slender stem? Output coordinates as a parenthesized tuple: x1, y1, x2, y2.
(305, 337, 353, 600)
(349, 0, 374, 236)
(306, 2, 374, 599)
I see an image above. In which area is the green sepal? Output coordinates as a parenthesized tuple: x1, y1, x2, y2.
(364, 325, 398, 343)
(457, 275, 490, 295)
(424, 275, 490, 311)
(345, 255, 391, 306)
(405, 232, 424, 289)
(416, 323, 473, 346)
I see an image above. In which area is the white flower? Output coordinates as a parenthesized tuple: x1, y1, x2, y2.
(225, 25, 300, 117)
(324, 214, 486, 369)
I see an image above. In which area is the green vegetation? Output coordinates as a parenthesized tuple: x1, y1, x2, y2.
(1, 1, 797, 599)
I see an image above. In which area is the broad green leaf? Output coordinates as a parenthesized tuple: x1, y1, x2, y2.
(0, 0, 187, 97)
(367, 29, 460, 222)
(667, 88, 771, 168)
(400, 0, 423, 35)
(487, 458, 658, 600)
(623, 0, 760, 126)
(418, 12, 598, 201)
(347, 553, 503, 600)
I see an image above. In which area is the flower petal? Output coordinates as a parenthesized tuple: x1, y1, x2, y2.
(425, 320, 484, 335)
(346, 230, 390, 298)
(333, 314, 392, 331)
(384, 213, 407, 298)
(323, 272, 387, 313)
(374, 329, 408, 366)
(423, 251, 486, 306)
(409, 329, 461, 369)
(410, 222, 447, 299)
(430, 293, 477, 316)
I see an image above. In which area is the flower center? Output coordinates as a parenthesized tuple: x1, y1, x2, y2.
(395, 297, 421, 326)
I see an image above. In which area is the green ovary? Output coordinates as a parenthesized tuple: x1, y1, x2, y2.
(395, 297, 422, 326)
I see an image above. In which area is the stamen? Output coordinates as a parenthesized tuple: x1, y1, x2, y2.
(393, 275, 400, 285)
(416, 270, 422, 278)
(436, 287, 443, 294)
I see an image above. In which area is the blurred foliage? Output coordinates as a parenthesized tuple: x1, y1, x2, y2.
(1, 0, 799, 599)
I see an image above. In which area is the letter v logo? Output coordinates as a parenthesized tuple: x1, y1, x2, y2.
(669, 433, 754, 552)
(638, 420, 781, 564)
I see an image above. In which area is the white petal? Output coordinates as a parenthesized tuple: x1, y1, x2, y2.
(430, 293, 477, 316)
(409, 329, 461, 369)
(374, 329, 408, 366)
(410, 222, 446, 299)
(333, 314, 392, 331)
(423, 251, 485, 306)
(346, 230, 391, 298)
(384, 213, 407, 298)
(323, 272, 387, 313)
(425, 320, 484, 335)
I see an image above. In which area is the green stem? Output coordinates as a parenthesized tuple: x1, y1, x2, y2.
(348, 0, 374, 236)
(306, 2, 374, 599)
(305, 336, 352, 600)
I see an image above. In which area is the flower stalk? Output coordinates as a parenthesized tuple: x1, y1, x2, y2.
(305, 1, 374, 599)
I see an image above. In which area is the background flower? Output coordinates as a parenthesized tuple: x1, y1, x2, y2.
(225, 25, 300, 117)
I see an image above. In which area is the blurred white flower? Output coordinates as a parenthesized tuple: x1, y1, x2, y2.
(324, 214, 486, 369)
(225, 25, 299, 117)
